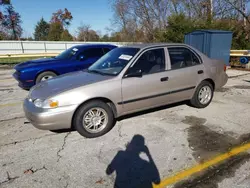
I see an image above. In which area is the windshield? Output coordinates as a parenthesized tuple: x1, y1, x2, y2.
(55, 47, 79, 60)
(88, 47, 140, 76)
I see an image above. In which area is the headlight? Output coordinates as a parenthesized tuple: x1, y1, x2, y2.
(34, 99, 43, 108)
(34, 99, 59, 108)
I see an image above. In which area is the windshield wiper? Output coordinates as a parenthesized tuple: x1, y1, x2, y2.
(87, 69, 115, 76)
(87, 69, 105, 75)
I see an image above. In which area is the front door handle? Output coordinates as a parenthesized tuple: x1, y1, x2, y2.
(198, 70, 204, 74)
(161, 77, 169, 82)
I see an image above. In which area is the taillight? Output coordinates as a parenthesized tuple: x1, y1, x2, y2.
(224, 64, 227, 72)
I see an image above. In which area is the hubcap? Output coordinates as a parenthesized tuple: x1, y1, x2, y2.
(41, 75, 54, 81)
(198, 86, 212, 105)
(83, 108, 108, 133)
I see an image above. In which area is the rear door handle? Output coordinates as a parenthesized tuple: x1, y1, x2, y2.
(198, 70, 204, 74)
(161, 77, 169, 82)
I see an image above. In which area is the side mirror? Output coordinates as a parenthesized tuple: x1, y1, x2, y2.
(125, 69, 142, 78)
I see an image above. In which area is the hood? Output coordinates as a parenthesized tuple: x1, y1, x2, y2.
(14, 58, 59, 70)
(29, 71, 113, 100)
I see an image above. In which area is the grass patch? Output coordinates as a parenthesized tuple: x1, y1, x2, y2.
(0, 56, 54, 65)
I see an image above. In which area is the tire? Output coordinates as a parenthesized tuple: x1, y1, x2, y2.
(36, 71, 57, 84)
(73, 100, 115, 138)
(190, 81, 214, 108)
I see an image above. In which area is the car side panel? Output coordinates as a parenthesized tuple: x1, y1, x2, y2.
(47, 59, 90, 74)
(202, 56, 228, 89)
(165, 64, 206, 99)
(120, 71, 176, 115)
(53, 78, 123, 117)
(117, 45, 206, 116)
(119, 66, 205, 117)
(183, 45, 227, 89)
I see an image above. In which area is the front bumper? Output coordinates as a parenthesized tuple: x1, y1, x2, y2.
(23, 98, 78, 130)
(12, 71, 34, 90)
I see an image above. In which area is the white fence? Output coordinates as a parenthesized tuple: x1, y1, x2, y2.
(0, 41, 136, 55)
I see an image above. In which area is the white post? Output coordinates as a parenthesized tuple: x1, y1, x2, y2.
(210, 0, 213, 18)
(20, 41, 24, 54)
(243, 0, 247, 27)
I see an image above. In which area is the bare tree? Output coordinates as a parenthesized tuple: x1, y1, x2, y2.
(2, 4, 22, 40)
(111, 0, 171, 41)
(76, 24, 91, 41)
(76, 24, 100, 41)
(110, 0, 250, 45)
(223, 0, 250, 24)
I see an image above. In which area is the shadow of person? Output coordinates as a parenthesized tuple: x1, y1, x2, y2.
(106, 135, 160, 188)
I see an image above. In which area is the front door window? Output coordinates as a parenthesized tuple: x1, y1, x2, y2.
(127, 48, 166, 75)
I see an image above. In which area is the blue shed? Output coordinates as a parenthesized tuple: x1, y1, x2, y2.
(184, 30, 233, 65)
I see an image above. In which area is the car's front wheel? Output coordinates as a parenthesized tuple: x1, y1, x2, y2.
(73, 100, 115, 138)
(36, 71, 57, 84)
(190, 80, 214, 108)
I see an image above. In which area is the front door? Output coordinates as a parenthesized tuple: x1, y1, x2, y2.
(121, 47, 170, 114)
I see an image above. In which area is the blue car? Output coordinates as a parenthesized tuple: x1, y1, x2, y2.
(13, 44, 117, 90)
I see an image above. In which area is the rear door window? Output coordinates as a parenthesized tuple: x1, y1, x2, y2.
(168, 47, 201, 70)
(83, 48, 104, 58)
(77, 48, 104, 60)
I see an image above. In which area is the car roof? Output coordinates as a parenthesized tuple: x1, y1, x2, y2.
(72, 43, 117, 49)
(121, 43, 190, 50)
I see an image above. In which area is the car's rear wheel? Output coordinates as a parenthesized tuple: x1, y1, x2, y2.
(73, 100, 115, 138)
(190, 80, 214, 108)
(36, 71, 57, 84)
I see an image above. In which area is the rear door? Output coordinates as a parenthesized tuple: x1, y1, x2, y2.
(164, 46, 206, 102)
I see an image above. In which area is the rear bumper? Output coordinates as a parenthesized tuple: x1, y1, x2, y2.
(215, 72, 228, 89)
(23, 98, 77, 130)
(221, 72, 228, 87)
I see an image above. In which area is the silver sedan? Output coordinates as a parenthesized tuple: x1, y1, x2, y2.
(23, 43, 228, 138)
